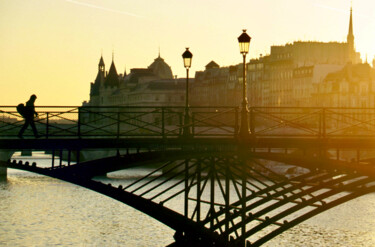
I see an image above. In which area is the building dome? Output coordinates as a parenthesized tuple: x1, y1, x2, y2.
(148, 55, 173, 79)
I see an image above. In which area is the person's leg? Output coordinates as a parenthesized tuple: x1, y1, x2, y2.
(30, 120, 38, 137)
(18, 119, 30, 138)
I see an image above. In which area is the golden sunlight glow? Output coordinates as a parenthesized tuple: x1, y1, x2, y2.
(0, 0, 374, 105)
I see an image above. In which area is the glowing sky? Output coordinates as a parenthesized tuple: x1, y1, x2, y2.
(1, 0, 374, 105)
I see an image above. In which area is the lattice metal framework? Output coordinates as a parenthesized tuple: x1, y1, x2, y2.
(4, 148, 375, 247)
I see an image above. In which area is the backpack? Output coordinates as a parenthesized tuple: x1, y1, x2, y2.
(17, 103, 26, 117)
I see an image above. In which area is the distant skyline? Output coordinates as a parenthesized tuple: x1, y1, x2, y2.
(1, 0, 374, 105)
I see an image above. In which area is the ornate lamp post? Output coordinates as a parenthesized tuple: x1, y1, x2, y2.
(182, 48, 193, 137)
(237, 30, 251, 139)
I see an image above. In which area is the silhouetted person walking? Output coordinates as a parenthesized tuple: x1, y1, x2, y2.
(18, 94, 39, 138)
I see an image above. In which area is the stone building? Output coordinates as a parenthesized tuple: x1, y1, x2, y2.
(188, 7, 360, 108)
(247, 6, 361, 107)
(312, 63, 375, 108)
(82, 54, 189, 127)
(290, 64, 344, 106)
(190, 61, 242, 106)
(86, 54, 187, 107)
(84, 7, 361, 111)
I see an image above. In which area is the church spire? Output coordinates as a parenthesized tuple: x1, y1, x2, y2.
(91, 55, 105, 96)
(348, 5, 353, 40)
(347, 5, 355, 63)
(105, 55, 119, 88)
(98, 55, 105, 73)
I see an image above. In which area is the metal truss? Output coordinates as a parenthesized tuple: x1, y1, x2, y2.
(3, 147, 375, 247)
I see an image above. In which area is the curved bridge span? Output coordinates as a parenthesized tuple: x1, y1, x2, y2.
(2, 106, 375, 246)
(2, 146, 375, 246)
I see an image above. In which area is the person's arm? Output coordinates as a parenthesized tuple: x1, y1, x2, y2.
(29, 104, 38, 117)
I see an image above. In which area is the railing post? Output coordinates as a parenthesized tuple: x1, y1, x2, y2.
(322, 108, 326, 138)
(192, 113, 195, 137)
(241, 160, 247, 245)
(318, 109, 323, 138)
(250, 107, 255, 136)
(46, 112, 49, 139)
(51, 149, 55, 168)
(78, 107, 81, 138)
(117, 111, 120, 139)
(68, 149, 71, 166)
(179, 112, 183, 136)
(225, 159, 230, 241)
(234, 107, 239, 138)
(196, 159, 201, 223)
(210, 157, 215, 229)
(59, 149, 63, 167)
(184, 159, 189, 217)
(161, 107, 165, 139)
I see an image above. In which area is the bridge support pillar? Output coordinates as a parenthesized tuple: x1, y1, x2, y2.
(0, 150, 14, 179)
(0, 167, 6, 179)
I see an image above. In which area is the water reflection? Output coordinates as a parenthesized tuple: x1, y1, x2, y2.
(0, 169, 174, 247)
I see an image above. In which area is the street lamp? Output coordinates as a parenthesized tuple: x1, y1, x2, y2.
(237, 29, 251, 139)
(182, 48, 193, 137)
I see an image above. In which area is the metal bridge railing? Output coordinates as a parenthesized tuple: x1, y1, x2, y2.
(0, 106, 238, 139)
(1, 106, 375, 139)
(251, 107, 375, 138)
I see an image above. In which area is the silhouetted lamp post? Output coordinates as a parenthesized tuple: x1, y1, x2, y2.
(182, 48, 193, 137)
(237, 30, 251, 139)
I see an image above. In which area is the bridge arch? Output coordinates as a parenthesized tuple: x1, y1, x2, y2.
(4, 148, 375, 246)
(0, 162, 227, 246)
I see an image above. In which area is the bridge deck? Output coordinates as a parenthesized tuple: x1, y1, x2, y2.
(1, 137, 375, 150)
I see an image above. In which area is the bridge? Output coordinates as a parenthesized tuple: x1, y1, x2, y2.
(1, 105, 375, 246)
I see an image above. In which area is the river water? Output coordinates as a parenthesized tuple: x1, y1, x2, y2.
(1, 153, 375, 246)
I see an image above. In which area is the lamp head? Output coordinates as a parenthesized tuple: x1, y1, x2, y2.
(182, 48, 193, 69)
(238, 29, 251, 55)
